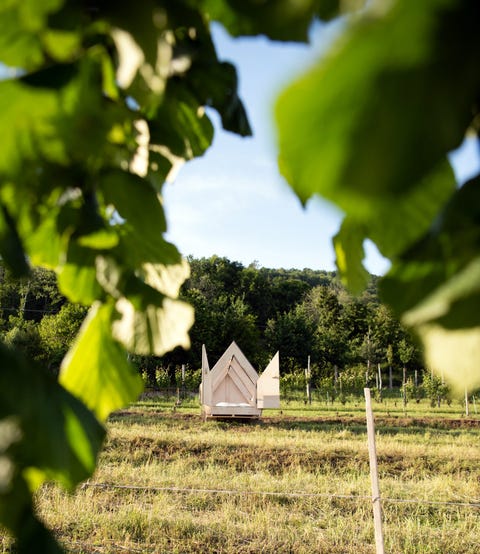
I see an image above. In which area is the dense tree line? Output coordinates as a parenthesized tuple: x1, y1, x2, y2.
(179, 256, 422, 387)
(0, 256, 423, 389)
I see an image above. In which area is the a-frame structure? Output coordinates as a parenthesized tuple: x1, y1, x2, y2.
(200, 341, 280, 419)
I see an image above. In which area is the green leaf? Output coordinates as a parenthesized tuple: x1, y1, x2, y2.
(20, 62, 77, 88)
(111, 262, 194, 356)
(100, 169, 167, 236)
(99, 169, 182, 266)
(0, 204, 30, 278)
(277, 0, 480, 206)
(114, 295, 194, 356)
(96, 257, 190, 300)
(147, 150, 173, 191)
(329, 159, 456, 287)
(203, 0, 334, 41)
(77, 227, 119, 250)
(0, 0, 64, 71)
(59, 302, 143, 421)
(149, 84, 215, 159)
(95, 258, 193, 357)
(141, 260, 191, 297)
(379, 174, 480, 390)
(0, 474, 63, 554)
(187, 61, 252, 137)
(380, 175, 480, 322)
(0, 80, 67, 179)
(333, 218, 369, 294)
(276, 0, 476, 296)
(367, 160, 456, 259)
(403, 258, 480, 330)
(416, 323, 480, 393)
(24, 211, 63, 269)
(0, 342, 105, 550)
(41, 29, 80, 62)
(0, 345, 105, 488)
(104, 0, 167, 69)
(57, 241, 103, 305)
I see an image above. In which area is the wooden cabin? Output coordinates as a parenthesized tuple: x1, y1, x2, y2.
(200, 341, 280, 419)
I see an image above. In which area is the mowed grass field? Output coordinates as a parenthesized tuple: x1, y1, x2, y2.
(4, 395, 480, 553)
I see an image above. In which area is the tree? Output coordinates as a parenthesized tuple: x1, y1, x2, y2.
(298, 286, 347, 375)
(265, 307, 314, 373)
(0, 267, 64, 323)
(239, 266, 275, 328)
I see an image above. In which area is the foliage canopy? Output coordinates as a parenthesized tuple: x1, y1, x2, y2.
(0, 0, 479, 550)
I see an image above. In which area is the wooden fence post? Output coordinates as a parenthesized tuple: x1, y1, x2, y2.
(364, 388, 385, 554)
(305, 356, 312, 405)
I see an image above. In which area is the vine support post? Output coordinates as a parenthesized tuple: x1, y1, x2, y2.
(364, 388, 385, 554)
(305, 356, 312, 405)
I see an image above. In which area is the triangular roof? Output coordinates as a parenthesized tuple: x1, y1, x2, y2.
(210, 341, 258, 383)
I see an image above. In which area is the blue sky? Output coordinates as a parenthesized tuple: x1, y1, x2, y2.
(164, 21, 353, 273)
(164, 22, 480, 276)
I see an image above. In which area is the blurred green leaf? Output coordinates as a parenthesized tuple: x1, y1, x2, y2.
(381, 175, 480, 326)
(114, 294, 194, 356)
(149, 84, 215, 159)
(77, 227, 119, 250)
(95, 256, 193, 356)
(100, 169, 167, 235)
(141, 260, 191, 297)
(0, 474, 63, 554)
(0, 0, 263, 549)
(203, 0, 339, 41)
(333, 218, 369, 294)
(0, 342, 104, 550)
(331, 159, 456, 291)
(277, 0, 480, 206)
(380, 175, 480, 389)
(70, 190, 119, 251)
(57, 241, 103, 305)
(0, 0, 64, 70)
(59, 302, 143, 421)
(0, 205, 30, 278)
(120, 231, 182, 268)
(0, 80, 67, 179)
(367, 160, 456, 259)
(187, 60, 251, 137)
(416, 323, 480, 393)
(100, 169, 182, 266)
(147, 150, 173, 190)
(112, 262, 194, 356)
(103, 0, 167, 69)
(24, 209, 63, 269)
(20, 62, 77, 88)
(41, 28, 80, 62)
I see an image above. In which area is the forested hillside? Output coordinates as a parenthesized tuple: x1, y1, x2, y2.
(0, 256, 422, 388)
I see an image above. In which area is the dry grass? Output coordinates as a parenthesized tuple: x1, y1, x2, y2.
(3, 398, 480, 553)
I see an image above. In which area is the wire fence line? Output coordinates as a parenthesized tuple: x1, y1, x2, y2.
(80, 481, 480, 510)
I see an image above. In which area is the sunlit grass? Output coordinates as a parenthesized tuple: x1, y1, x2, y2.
(25, 396, 480, 554)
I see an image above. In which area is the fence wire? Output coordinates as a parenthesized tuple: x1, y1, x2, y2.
(81, 481, 480, 509)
